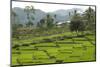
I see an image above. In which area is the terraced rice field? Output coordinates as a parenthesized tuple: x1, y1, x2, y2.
(12, 33, 96, 66)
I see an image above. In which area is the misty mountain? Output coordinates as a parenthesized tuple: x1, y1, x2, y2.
(12, 7, 83, 25)
(49, 8, 83, 22)
(12, 7, 46, 25)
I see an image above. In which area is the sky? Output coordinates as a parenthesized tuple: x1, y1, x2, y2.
(12, 0, 95, 12)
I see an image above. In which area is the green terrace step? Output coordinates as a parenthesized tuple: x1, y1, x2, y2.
(34, 43, 57, 47)
(18, 59, 56, 65)
(82, 41, 94, 47)
(55, 53, 70, 60)
(85, 35, 95, 39)
(12, 57, 19, 65)
(18, 47, 36, 50)
(59, 47, 73, 50)
(12, 33, 96, 65)
(72, 37, 87, 41)
(37, 47, 59, 50)
(58, 44, 75, 47)
(55, 41, 74, 44)
(63, 57, 82, 62)
(73, 44, 83, 48)
(58, 49, 73, 53)
(33, 51, 50, 59)
(19, 54, 33, 59)
(55, 38, 73, 41)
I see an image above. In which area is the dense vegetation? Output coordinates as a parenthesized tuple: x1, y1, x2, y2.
(12, 6, 96, 66)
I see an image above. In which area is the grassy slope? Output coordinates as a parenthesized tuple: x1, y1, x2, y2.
(12, 32, 96, 66)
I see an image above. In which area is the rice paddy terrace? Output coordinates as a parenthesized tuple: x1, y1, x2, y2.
(12, 32, 96, 66)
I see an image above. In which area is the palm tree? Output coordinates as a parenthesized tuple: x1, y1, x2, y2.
(54, 14, 58, 27)
(24, 5, 35, 27)
(46, 14, 54, 29)
(83, 7, 95, 31)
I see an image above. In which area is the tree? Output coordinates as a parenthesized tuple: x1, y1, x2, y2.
(17, 24, 23, 28)
(70, 10, 85, 35)
(54, 14, 58, 27)
(37, 18, 45, 28)
(54, 14, 57, 23)
(83, 7, 95, 31)
(54, 14, 57, 19)
(46, 14, 54, 28)
(26, 21, 34, 27)
(24, 5, 35, 27)
(37, 14, 54, 29)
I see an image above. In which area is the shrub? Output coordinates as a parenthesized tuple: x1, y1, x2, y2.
(22, 44, 29, 46)
(50, 56, 56, 59)
(30, 41, 37, 44)
(43, 38, 54, 42)
(12, 45, 20, 49)
(76, 35, 85, 37)
(62, 35, 68, 39)
(12, 52, 21, 54)
(56, 60, 63, 63)
(59, 37, 65, 40)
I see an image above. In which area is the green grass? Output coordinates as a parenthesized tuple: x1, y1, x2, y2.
(34, 43, 56, 47)
(72, 37, 86, 41)
(33, 51, 50, 59)
(12, 32, 96, 66)
(12, 54, 19, 65)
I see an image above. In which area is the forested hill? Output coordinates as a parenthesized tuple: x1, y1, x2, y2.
(12, 7, 83, 25)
